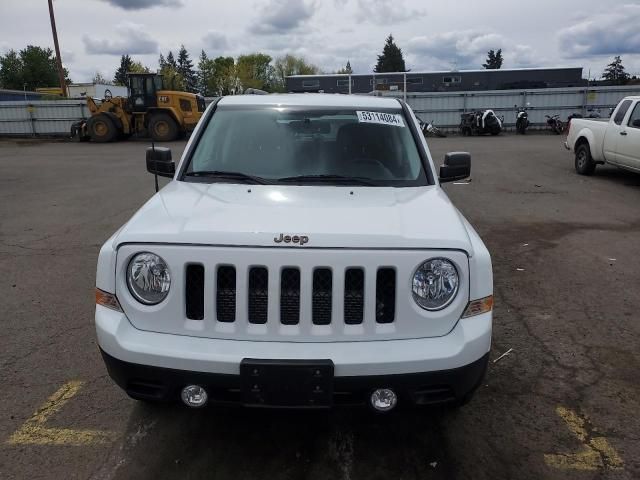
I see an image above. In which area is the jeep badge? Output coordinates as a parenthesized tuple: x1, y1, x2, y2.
(274, 233, 309, 245)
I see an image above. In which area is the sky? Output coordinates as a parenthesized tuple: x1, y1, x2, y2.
(1, 0, 639, 83)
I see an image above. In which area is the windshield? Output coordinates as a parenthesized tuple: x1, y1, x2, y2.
(182, 105, 430, 186)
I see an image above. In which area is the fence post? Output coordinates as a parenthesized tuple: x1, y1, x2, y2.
(27, 104, 36, 137)
(403, 72, 407, 103)
(582, 89, 588, 117)
(348, 74, 352, 95)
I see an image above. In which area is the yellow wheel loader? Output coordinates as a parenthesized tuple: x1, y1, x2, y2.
(71, 73, 205, 142)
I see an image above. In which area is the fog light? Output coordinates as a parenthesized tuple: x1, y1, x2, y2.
(370, 388, 397, 412)
(181, 385, 208, 408)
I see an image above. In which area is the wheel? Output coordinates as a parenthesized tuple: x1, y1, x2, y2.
(575, 143, 596, 175)
(87, 114, 117, 143)
(433, 127, 447, 138)
(149, 113, 179, 142)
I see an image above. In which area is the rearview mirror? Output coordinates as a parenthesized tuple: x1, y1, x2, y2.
(146, 147, 175, 178)
(439, 152, 471, 183)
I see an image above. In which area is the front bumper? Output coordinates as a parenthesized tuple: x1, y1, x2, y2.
(96, 305, 492, 407)
(101, 348, 489, 407)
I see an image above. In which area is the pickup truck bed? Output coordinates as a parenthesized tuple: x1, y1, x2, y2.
(565, 96, 640, 175)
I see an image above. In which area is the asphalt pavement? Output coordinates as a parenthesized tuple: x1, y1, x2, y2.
(1, 133, 639, 480)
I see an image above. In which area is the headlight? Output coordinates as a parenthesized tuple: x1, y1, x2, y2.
(412, 258, 459, 311)
(127, 252, 171, 305)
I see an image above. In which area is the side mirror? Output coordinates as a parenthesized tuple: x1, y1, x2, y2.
(146, 147, 175, 178)
(632, 119, 640, 128)
(439, 152, 471, 183)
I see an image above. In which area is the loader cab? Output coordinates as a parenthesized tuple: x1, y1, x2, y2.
(127, 73, 163, 112)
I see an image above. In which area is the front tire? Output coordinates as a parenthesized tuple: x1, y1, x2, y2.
(87, 114, 117, 143)
(149, 113, 179, 142)
(575, 143, 596, 175)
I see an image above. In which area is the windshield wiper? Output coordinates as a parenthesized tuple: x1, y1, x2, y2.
(278, 174, 376, 186)
(183, 170, 269, 184)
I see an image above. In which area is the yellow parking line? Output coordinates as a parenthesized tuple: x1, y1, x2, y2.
(7, 380, 116, 446)
(544, 405, 623, 471)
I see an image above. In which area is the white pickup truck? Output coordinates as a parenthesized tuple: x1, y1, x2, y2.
(565, 96, 640, 175)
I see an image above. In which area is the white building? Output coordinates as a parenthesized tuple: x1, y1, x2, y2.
(67, 83, 128, 99)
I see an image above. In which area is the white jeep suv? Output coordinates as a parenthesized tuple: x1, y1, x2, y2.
(95, 94, 493, 411)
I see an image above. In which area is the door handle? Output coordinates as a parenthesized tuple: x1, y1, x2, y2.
(620, 131, 628, 136)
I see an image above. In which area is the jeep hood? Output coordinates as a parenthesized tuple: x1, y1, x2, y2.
(114, 181, 474, 253)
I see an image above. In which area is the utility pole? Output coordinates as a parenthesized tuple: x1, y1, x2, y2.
(48, 0, 67, 97)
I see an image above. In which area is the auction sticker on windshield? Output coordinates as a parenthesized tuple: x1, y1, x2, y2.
(356, 111, 405, 127)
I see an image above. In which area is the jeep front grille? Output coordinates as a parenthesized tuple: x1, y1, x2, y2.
(185, 265, 396, 326)
(344, 268, 365, 325)
(312, 268, 333, 325)
(248, 267, 269, 324)
(280, 268, 301, 325)
(376, 268, 396, 324)
(185, 264, 204, 320)
(216, 266, 236, 322)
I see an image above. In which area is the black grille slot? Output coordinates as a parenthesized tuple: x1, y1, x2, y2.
(312, 268, 333, 325)
(216, 266, 236, 322)
(185, 264, 205, 320)
(344, 268, 364, 324)
(376, 268, 396, 323)
(248, 267, 269, 324)
(280, 268, 300, 325)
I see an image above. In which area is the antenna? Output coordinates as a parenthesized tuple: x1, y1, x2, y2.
(152, 139, 159, 193)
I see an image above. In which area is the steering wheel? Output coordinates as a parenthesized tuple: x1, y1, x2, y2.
(104, 89, 113, 101)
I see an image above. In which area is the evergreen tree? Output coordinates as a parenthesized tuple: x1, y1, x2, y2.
(158, 53, 166, 70)
(160, 51, 183, 90)
(166, 51, 177, 69)
(483, 49, 503, 69)
(177, 45, 197, 92)
(375, 35, 407, 73)
(337, 60, 353, 74)
(113, 54, 132, 85)
(197, 50, 213, 95)
(602, 56, 630, 84)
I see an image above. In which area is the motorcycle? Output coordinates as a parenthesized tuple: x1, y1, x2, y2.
(545, 114, 565, 135)
(420, 119, 447, 138)
(515, 105, 530, 134)
(460, 110, 502, 136)
(586, 108, 601, 118)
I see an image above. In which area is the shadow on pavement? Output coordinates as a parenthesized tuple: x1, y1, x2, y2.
(112, 402, 456, 480)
